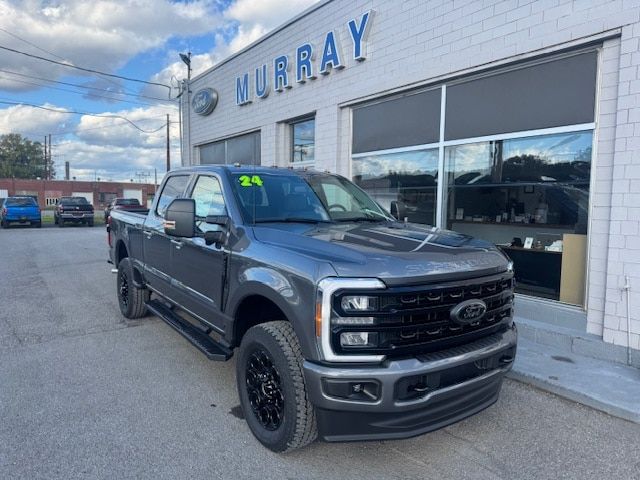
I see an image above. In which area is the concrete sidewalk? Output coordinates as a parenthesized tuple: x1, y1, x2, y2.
(508, 336, 640, 424)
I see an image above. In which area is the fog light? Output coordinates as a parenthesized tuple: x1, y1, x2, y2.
(322, 378, 380, 401)
(340, 331, 376, 347)
(341, 295, 378, 312)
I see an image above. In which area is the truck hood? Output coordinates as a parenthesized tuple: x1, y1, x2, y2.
(252, 221, 510, 285)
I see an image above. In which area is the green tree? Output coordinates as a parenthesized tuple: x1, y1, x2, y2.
(0, 134, 54, 179)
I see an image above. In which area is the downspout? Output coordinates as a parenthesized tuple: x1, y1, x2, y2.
(622, 275, 632, 365)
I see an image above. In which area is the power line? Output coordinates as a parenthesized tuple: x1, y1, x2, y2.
(0, 44, 172, 95)
(0, 100, 168, 133)
(0, 27, 135, 94)
(0, 27, 66, 61)
(0, 74, 160, 107)
(0, 68, 172, 102)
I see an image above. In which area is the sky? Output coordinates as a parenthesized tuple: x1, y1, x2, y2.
(0, 0, 320, 182)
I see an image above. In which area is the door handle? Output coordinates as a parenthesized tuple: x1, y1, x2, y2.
(144, 231, 153, 239)
(170, 239, 183, 250)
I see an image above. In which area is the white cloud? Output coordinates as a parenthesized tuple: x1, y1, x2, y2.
(0, 0, 223, 91)
(74, 104, 179, 149)
(0, 103, 71, 137)
(224, 0, 319, 30)
(147, 0, 319, 95)
(55, 139, 179, 182)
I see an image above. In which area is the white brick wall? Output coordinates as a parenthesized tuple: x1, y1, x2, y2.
(184, 0, 640, 350)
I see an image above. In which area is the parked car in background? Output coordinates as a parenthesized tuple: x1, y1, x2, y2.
(54, 196, 94, 227)
(104, 198, 145, 222)
(1, 196, 41, 228)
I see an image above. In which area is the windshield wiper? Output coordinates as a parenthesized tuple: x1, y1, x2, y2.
(254, 217, 329, 224)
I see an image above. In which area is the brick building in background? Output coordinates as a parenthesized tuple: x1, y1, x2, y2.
(0, 178, 157, 209)
(180, 0, 640, 362)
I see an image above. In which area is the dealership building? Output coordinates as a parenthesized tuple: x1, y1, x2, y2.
(180, 0, 640, 362)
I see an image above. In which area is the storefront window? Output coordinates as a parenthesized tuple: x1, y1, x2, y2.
(291, 118, 315, 163)
(444, 131, 593, 304)
(353, 149, 439, 225)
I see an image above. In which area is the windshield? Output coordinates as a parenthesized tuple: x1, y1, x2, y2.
(6, 197, 36, 207)
(227, 171, 392, 224)
(60, 197, 88, 205)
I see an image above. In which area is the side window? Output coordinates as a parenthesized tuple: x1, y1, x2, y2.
(320, 182, 354, 212)
(190, 175, 226, 233)
(155, 175, 190, 217)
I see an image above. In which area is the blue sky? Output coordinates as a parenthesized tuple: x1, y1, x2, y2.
(0, 0, 319, 181)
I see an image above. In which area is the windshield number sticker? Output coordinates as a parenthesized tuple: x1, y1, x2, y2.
(239, 175, 264, 187)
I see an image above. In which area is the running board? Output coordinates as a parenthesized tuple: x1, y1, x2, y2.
(146, 300, 232, 361)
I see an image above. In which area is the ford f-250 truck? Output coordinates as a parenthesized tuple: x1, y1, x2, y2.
(107, 165, 517, 452)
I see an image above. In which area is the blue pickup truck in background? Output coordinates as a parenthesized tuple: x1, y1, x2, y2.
(1, 196, 41, 228)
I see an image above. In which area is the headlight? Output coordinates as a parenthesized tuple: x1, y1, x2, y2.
(340, 295, 378, 312)
(507, 261, 514, 273)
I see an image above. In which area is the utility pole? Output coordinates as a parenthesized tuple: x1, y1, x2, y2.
(48, 134, 52, 180)
(43, 135, 47, 180)
(166, 113, 170, 172)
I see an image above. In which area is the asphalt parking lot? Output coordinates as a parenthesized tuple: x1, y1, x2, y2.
(1, 227, 639, 480)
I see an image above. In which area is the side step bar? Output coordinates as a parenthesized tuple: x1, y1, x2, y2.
(146, 299, 232, 361)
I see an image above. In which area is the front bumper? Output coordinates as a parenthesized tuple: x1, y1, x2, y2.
(303, 324, 517, 442)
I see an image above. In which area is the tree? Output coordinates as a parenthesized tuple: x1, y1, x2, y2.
(0, 134, 55, 179)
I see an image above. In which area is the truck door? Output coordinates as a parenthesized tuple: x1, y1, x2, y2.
(169, 174, 228, 331)
(143, 174, 191, 297)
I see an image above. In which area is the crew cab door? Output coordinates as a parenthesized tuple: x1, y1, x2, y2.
(169, 174, 228, 331)
(143, 174, 191, 297)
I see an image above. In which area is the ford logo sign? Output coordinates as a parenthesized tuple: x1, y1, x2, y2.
(192, 88, 218, 116)
(450, 299, 487, 325)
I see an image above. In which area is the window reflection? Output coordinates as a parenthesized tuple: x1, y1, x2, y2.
(445, 131, 593, 304)
(291, 118, 315, 163)
(353, 149, 439, 225)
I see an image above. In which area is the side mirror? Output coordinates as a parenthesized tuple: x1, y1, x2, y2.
(164, 198, 195, 237)
(390, 201, 406, 221)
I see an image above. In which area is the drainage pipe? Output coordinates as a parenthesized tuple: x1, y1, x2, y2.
(623, 275, 631, 366)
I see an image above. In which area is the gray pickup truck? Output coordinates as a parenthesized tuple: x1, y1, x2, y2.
(107, 165, 517, 452)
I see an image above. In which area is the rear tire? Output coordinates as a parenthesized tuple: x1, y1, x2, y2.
(117, 257, 150, 319)
(87, 220, 94, 227)
(1, 219, 8, 229)
(236, 321, 317, 452)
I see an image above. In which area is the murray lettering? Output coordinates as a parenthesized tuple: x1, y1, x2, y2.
(235, 10, 373, 106)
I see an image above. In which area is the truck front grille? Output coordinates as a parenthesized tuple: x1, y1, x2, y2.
(331, 272, 514, 357)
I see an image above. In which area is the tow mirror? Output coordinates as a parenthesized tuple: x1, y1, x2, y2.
(164, 199, 195, 237)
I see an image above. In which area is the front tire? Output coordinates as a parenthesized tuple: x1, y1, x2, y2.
(58, 218, 64, 227)
(236, 321, 317, 452)
(117, 257, 150, 319)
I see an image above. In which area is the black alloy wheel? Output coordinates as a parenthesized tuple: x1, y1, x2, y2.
(236, 321, 317, 452)
(116, 257, 149, 319)
(245, 348, 285, 431)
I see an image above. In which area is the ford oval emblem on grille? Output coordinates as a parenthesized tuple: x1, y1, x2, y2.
(450, 299, 487, 325)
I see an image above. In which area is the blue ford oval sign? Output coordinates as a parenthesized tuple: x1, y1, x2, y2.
(192, 88, 218, 115)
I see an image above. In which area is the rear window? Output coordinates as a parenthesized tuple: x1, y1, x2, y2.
(60, 197, 89, 205)
(6, 197, 37, 206)
(116, 198, 140, 205)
